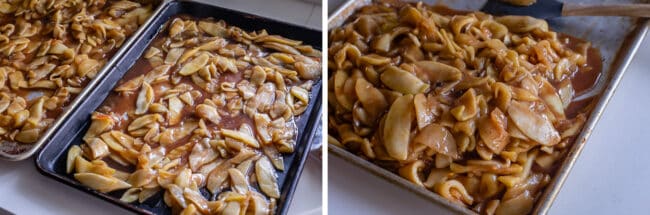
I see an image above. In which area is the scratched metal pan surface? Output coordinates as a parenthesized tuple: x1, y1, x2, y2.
(35, 0, 322, 214)
(328, 0, 650, 214)
(0, 1, 165, 161)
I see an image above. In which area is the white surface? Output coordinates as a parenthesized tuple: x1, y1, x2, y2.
(327, 2, 650, 214)
(0, 0, 322, 214)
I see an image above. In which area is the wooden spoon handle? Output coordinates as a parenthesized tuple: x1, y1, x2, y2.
(562, 3, 650, 17)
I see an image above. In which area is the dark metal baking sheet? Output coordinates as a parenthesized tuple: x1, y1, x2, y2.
(35, 1, 322, 214)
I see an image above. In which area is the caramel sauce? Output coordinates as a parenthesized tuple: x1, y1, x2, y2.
(363, 4, 601, 120)
(561, 34, 603, 118)
(346, 3, 604, 205)
(0, 1, 153, 149)
(94, 15, 304, 166)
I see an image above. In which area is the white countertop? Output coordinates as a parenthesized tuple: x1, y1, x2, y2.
(0, 0, 322, 214)
(328, 6, 650, 215)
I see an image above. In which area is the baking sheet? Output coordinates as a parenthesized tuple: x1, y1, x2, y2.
(328, 0, 650, 214)
(36, 0, 322, 214)
(0, 0, 164, 161)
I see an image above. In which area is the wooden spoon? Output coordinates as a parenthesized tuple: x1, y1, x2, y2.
(481, 0, 650, 19)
